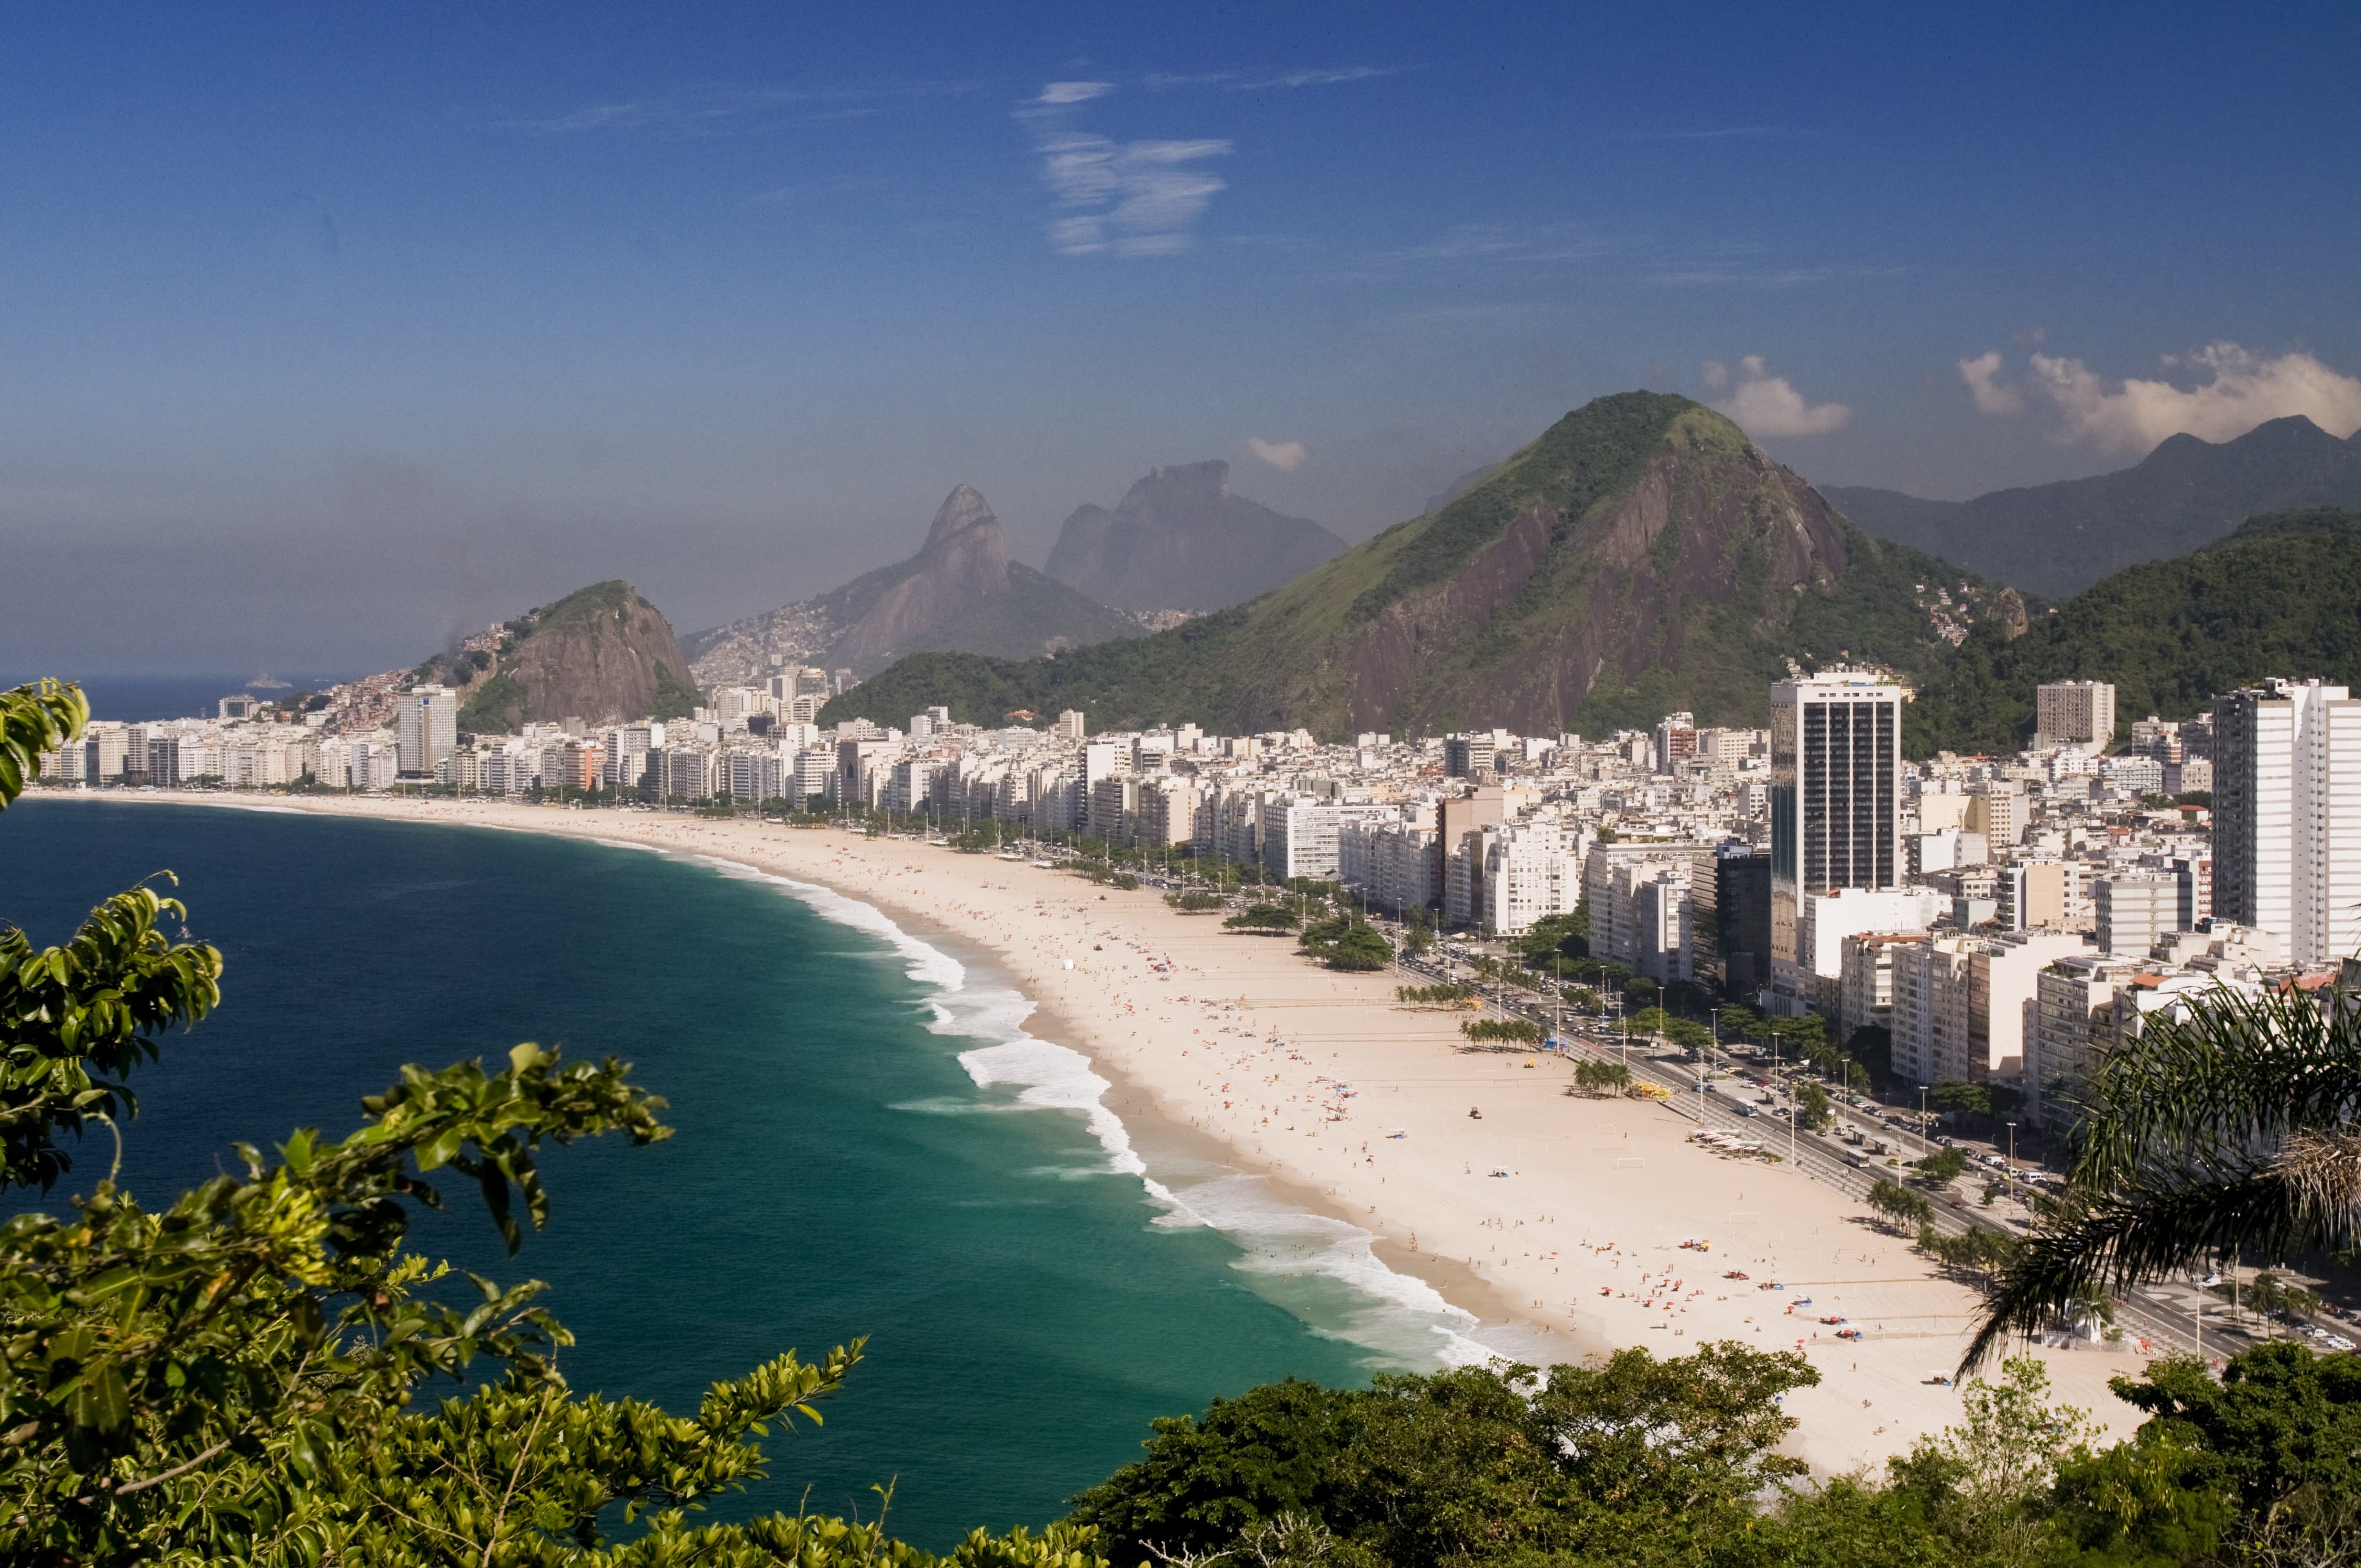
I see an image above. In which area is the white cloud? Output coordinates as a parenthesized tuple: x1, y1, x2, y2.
(1146, 66, 1391, 91)
(1712, 355, 1851, 437)
(2020, 341, 2361, 449)
(1021, 84, 1228, 257)
(1036, 80, 1114, 105)
(1959, 351, 2024, 415)
(1248, 437, 1307, 472)
(1699, 358, 1729, 391)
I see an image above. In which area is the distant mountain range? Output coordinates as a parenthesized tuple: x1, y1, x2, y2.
(1824, 415, 2361, 598)
(823, 394, 2007, 739)
(1910, 508, 2361, 755)
(421, 580, 698, 732)
(1045, 460, 1346, 612)
(686, 487, 1141, 686)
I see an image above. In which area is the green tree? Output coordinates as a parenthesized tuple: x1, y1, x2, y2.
(1662, 1017, 1714, 1057)
(1881, 1357, 2099, 1568)
(1965, 984, 2361, 1372)
(1459, 1019, 1543, 1047)
(1868, 1179, 1935, 1232)
(1223, 905, 1301, 933)
(0, 680, 1106, 1568)
(1916, 1146, 1970, 1186)
(1794, 1079, 1835, 1133)
(1572, 1060, 1632, 1097)
(1931, 1079, 1992, 1121)
(1302, 918, 1392, 972)
(1623, 1005, 1669, 1038)
(1065, 1345, 1815, 1568)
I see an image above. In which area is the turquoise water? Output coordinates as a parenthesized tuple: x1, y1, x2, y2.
(0, 801, 1485, 1546)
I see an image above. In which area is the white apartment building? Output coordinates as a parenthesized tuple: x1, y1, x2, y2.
(2213, 679, 2361, 967)
(2035, 681, 2116, 749)
(1339, 818, 1437, 914)
(1480, 823, 1584, 939)
(2092, 871, 2179, 956)
(1892, 929, 2090, 1087)
(395, 685, 459, 778)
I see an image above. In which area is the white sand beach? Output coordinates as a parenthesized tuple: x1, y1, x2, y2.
(72, 793, 2155, 1472)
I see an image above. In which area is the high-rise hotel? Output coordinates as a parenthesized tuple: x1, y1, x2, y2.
(1769, 672, 1903, 1013)
(2213, 679, 2361, 968)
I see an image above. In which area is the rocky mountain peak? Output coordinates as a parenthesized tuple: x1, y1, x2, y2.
(1046, 459, 1344, 612)
(923, 483, 1000, 552)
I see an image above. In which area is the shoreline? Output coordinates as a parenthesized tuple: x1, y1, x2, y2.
(32, 790, 2155, 1469)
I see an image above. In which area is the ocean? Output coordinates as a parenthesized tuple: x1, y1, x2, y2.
(0, 674, 365, 723)
(0, 800, 1490, 1546)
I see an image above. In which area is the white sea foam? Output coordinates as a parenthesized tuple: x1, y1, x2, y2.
(689, 854, 964, 991)
(589, 836, 664, 853)
(1169, 1175, 1499, 1366)
(695, 849, 1502, 1371)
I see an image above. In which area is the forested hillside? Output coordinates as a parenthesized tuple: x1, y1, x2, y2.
(1909, 509, 2361, 754)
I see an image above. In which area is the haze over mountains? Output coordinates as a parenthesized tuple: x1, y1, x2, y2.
(684, 462, 1339, 687)
(685, 486, 1141, 686)
(398, 394, 2361, 758)
(1044, 461, 1347, 612)
(1825, 415, 2361, 597)
(826, 395, 2009, 739)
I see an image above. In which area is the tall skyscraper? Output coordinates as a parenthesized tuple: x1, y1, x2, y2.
(1769, 672, 1902, 1013)
(2213, 679, 2361, 967)
(395, 685, 458, 778)
(2035, 680, 2116, 749)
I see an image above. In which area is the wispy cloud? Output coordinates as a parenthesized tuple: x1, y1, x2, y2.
(1708, 356, 1852, 437)
(1375, 222, 1614, 267)
(1146, 66, 1390, 91)
(1247, 437, 1307, 472)
(1035, 80, 1115, 106)
(514, 81, 976, 138)
(1018, 82, 1229, 257)
(1961, 341, 2361, 448)
(1611, 126, 1822, 141)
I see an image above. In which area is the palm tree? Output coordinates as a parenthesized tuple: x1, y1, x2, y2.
(1963, 983, 2360, 1373)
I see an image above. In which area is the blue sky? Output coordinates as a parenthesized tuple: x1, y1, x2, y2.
(5, 1, 2358, 674)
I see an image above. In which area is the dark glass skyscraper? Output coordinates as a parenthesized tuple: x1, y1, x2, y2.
(1769, 673, 1901, 1013)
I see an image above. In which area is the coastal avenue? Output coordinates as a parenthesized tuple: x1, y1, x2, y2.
(1402, 949, 2213, 1365)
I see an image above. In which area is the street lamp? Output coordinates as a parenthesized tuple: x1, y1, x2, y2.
(1918, 1085, 1931, 1144)
(2005, 1121, 2019, 1206)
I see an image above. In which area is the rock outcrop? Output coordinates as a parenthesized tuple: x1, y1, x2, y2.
(1045, 461, 1346, 612)
(455, 581, 698, 731)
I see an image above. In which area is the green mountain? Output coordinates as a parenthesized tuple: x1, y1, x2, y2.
(1909, 509, 2361, 755)
(821, 394, 2002, 738)
(444, 580, 699, 732)
(1825, 415, 2361, 598)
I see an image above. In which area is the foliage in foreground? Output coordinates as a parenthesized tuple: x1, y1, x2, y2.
(0, 679, 1103, 1568)
(1965, 982, 2361, 1373)
(1069, 1347, 2361, 1568)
